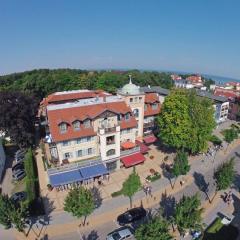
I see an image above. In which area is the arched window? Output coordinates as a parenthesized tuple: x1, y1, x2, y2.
(106, 149, 115, 156)
(73, 121, 80, 131)
(59, 123, 67, 133)
(83, 119, 91, 128)
(133, 109, 139, 117)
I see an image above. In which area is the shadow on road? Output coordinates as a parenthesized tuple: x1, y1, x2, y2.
(82, 230, 99, 240)
(159, 191, 176, 220)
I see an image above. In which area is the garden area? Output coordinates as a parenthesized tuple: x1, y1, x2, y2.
(202, 217, 239, 240)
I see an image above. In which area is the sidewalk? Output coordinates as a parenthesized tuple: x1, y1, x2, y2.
(13, 139, 240, 239)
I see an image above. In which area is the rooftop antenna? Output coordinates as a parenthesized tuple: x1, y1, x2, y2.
(129, 74, 132, 84)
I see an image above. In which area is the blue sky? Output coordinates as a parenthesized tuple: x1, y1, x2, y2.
(0, 0, 240, 79)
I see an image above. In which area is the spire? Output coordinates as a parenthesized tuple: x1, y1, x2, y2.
(129, 74, 132, 84)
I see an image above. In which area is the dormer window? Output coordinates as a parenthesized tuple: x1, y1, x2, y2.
(59, 123, 67, 133)
(83, 119, 91, 128)
(73, 121, 80, 131)
(125, 113, 130, 121)
(152, 103, 158, 110)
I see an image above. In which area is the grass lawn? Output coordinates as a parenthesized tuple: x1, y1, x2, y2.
(202, 217, 239, 240)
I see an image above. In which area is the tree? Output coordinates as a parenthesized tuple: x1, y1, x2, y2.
(158, 89, 215, 153)
(214, 157, 235, 191)
(64, 187, 94, 226)
(173, 194, 204, 236)
(0, 91, 39, 147)
(135, 216, 172, 240)
(171, 150, 190, 189)
(0, 194, 28, 234)
(224, 129, 238, 151)
(122, 168, 141, 208)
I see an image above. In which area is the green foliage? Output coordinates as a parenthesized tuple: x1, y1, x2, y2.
(223, 129, 238, 144)
(0, 91, 39, 147)
(158, 89, 215, 153)
(173, 194, 204, 235)
(24, 148, 37, 205)
(122, 169, 141, 207)
(0, 194, 28, 233)
(203, 78, 215, 89)
(111, 190, 123, 198)
(172, 150, 190, 178)
(0, 69, 173, 98)
(64, 187, 94, 224)
(214, 158, 235, 191)
(135, 216, 172, 240)
(209, 135, 222, 145)
(146, 172, 161, 182)
(206, 217, 223, 234)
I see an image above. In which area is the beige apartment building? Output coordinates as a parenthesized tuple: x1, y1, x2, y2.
(41, 80, 160, 187)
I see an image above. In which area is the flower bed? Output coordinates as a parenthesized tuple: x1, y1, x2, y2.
(146, 171, 161, 182)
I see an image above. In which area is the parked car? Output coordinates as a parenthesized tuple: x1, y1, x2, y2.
(12, 162, 24, 173)
(11, 191, 27, 203)
(15, 155, 25, 163)
(106, 226, 134, 240)
(117, 207, 147, 226)
(15, 149, 26, 157)
(12, 169, 26, 181)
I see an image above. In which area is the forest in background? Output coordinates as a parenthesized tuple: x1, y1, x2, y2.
(0, 69, 174, 98)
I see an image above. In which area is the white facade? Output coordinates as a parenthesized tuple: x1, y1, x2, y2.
(0, 140, 6, 180)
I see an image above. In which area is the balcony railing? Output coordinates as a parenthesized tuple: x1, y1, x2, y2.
(143, 122, 155, 128)
(120, 146, 140, 157)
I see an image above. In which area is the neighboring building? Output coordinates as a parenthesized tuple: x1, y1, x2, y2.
(0, 140, 6, 181)
(186, 75, 203, 87)
(141, 86, 229, 124)
(42, 78, 161, 188)
(224, 82, 240, 91)
(171, 74, 182, 81)
(173, 79, 194, 89)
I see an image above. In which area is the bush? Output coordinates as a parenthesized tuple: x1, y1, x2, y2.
(146, 172, 161, 182)
(111, 190, 123, 197)
(209, 135, 222, 145)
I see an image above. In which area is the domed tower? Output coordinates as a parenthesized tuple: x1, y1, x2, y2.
(118, 75, 145, 138)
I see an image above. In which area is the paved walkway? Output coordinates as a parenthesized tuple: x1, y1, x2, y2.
(3, 137, 240, 239)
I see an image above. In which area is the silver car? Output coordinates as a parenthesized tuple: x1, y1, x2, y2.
(106, 226, 134, 240)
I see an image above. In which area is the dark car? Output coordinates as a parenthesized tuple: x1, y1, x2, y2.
(11, 191, 27, 203)
(12, 163, 24, 173)
(117, 207, 147, 225)
(12, 169, 26, 181)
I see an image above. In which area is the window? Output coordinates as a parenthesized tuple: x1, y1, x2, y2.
(63, 152, 72, 159)
(76, 136, 93, 144)
(134, 97, 138, 102)
(73, 121, 80, 131)
(77, 150, 83, 157)
(107, 149, 115, 156)
(83, 119, 91, 128)
(106, 136, 115, 145)
(133, 109, 139, 117)
(139, 97, 142, 102)
(88, 148, 93, 155)
(117, 114, 122, 121)
(130, 98, 133, 103)
(125, 113, 130, 120)
(62, 141, 70, 147)
(152, 103, 158, 110)
(59, 123, 67, 133)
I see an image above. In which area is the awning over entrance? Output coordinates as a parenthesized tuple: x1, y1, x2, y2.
(49, 169, 83, 187)
(121, 153, 145, 168)
(121, 141, 136, 149)
(143, 135, 157, 144)
(135, 140, 150, 153)
(49, 163, 109, 187)
(80, 164, 109, 180)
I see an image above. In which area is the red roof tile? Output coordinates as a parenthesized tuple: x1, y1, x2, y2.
(145, 93, 159, 104)
(144, 104, 161, 116)
(47, 101, 134, 142)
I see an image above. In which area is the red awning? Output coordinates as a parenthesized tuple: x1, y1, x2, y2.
(143, 135, 157, 144)
(121, 153, 146, 168)
(135, 140, 150, 154)
(121, 141, 136, 149)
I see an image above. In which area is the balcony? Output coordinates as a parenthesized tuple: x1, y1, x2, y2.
(120, 146, 141, 157)
(99, 125, 120, 135)
(143, 121, 155, 128)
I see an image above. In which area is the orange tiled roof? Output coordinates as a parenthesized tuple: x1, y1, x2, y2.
(47, 101, 134, 142)
(145, 93, 159, 104)
(144, 104, 161, 117)
(41, 90, 110, 106)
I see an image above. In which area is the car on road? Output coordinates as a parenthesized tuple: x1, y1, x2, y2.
(15, 155, 25, 163)
(117, 207, 147, 226)
(11, 191, 27, 203)
(12, 162, 24, 172)
(12, 169, 26, 181)
(106, 226, 134, 240)
(15, 149, 26, 157)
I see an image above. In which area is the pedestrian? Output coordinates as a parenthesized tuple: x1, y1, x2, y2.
(148, 186, 152, 197)
(180, 181, 183, 187)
